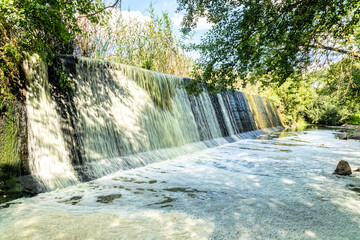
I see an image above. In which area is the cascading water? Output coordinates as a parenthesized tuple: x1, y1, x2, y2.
(25, 55, 283, 190)
(24, 55, 79, 190)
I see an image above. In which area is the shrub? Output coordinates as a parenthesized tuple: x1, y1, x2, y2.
(345, 115, 360, 125)
(305, 96, 351, 126)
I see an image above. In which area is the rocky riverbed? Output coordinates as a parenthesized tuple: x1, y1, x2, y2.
(327, 125, 360, 140)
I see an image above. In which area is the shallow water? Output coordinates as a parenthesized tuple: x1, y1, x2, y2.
(1, 129, 360, 240)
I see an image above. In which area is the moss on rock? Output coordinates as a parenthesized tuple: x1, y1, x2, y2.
(0, 102, 20, 178)
(0, 101, 31, 203)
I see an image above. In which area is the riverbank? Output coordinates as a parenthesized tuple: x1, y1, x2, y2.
(327, 125, 360, 140)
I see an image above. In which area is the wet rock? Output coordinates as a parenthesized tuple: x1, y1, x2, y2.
(60, 196, 83, 205)
(96, 194, 122, 203)
(354, 167, 360, 172)
(334, 160, 352, 176)
(338, 132, 348, 140)
(20, 175, 43, 194)
(348, 129, 360, 140)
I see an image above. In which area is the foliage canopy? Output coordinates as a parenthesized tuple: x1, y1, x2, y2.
(0, 0, 120, 111)
(177, 0, 360, 91)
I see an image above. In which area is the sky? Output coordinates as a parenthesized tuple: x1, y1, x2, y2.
(112, 0, 213, 58)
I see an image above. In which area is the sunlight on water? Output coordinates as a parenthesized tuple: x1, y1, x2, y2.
(1, 129, 360, 239)
(0, 211, 214, 240)
(24, 55, 79, 190)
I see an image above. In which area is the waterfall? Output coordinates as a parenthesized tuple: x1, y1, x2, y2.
(25, 56, 283, 190)
(24, 55, 79, 190)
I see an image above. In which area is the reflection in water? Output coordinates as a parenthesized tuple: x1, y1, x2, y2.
(346, 184, 360, 194)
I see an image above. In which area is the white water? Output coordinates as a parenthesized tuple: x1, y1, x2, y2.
(24, 56, 282, 190)
(1, 128, 360, 239)
(24, 55, 79, 190)
(74, 60, 199, 162)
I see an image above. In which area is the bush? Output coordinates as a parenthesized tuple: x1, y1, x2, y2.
(305, 96, 351, 126)
(345, 115, 360, 125)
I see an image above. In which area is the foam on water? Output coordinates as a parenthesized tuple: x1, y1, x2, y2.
(1, 129, 360, 239)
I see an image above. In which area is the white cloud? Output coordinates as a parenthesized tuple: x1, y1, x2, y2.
(108, 9, 151, 24)
(119, 11, 151, 23)
(108, 10, 213, 31)
(171, 14, 214, 30)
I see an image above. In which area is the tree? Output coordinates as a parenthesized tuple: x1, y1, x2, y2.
(0, 0, 120, 111)
(177, 0, 360, 92)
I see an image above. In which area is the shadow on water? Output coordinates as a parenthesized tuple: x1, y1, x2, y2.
(132, 128, 360, 239)
(346, 184, 360, 194)
(1, 128, 360, 239)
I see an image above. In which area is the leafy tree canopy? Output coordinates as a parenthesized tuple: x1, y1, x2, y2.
(0, 0, 120, 108)
(177, 0, 360, 92)
(1, 0, 120, 58)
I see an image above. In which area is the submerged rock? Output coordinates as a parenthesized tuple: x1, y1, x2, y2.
(96, 194, 122, 204)
(334, 160, 352, 176)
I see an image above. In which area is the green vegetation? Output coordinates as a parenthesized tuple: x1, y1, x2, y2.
(0, 102, 29, 203)
(305, 96, 345, 126)
(74, 4, 194, 111)
(0, 102, 19, 178)
(237, 69, 360, 126)
(177, 0, 360, 126)
(177, 0, 360, 88)
(0, 0, 121, 202)
(347, 115, 360, 125)
(0, 0, 121, 112)
(76, 5, 194, 77)
(239, 76, 315, 126)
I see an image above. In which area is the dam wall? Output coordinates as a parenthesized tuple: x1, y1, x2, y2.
(1, 55, 283, 191)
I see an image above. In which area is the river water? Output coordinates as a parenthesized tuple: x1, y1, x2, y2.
(1, 128, 360, 240)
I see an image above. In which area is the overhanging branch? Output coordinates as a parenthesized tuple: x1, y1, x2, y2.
(78, 0, 121, 18)
(308, 44, 360, 58)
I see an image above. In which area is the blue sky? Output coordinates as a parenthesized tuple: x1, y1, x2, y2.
(120, 0, 179, 14)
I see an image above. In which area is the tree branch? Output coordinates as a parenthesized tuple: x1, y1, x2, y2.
(308, 44, 360, 58)
(78, 0, 121, 18)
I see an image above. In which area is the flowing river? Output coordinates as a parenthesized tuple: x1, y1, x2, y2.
(1, 127, 360, 240)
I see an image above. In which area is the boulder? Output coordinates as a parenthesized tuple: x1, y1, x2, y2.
(348, 129, 360, 140)
(334, 160, 352, 176)
(354, 167, 360, 172)
(338, 132, 348, 140)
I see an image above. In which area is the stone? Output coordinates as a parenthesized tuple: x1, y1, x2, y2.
(348, 129, 360, 140)
(96, 194, 122, 204)
(338, 132, 347, 140)
(334, 160, 352, 176)
(354, 167, 360, 172)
